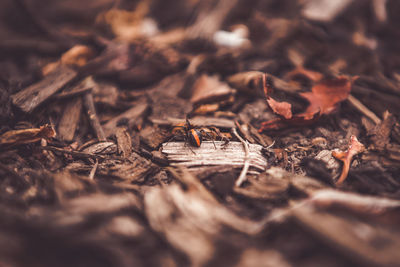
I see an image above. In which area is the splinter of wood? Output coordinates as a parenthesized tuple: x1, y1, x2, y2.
(83, 92, 106, 142)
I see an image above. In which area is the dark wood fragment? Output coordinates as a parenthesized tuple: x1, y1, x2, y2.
(58, 97, 82, 141)
(83, 92, 106, 142)
(11, 65, 77, 113)
(115, 127, 132, 158)
(102, 101, 149, 137)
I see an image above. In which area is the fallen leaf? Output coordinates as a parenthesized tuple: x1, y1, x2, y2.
(263, 74, 292, 119)
(332, 135, 365, 185)
(259, 74, 356, 132)
(0, 124, 56, 148)
(299, 76, 354, 118)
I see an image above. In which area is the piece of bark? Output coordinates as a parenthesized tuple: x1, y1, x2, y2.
(162, 141, 267, 171)
(11, 65, 77, 113)
(115, 127, 132, 158)
(227, 71, 264, 96)
(140, 125, 167, 150)
(102, 102, 149, 137)
(83, 92, 106, 142)
(58, 97, 82, 141)
(151, 116, 235, 129)
(234, 169, 290, 200)
(185, 0, 238, 41)
(292, 203, 400, 267)
(190, 74, 236, 105)
(82, 141, 117, 155)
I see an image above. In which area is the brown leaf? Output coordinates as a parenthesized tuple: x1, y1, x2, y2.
(260, 75, 356, 132)
(0, 124, 55, 148)
(332, 135, 365, 185)
(299, 75, 354, 118)
(263, 74, 292, 119)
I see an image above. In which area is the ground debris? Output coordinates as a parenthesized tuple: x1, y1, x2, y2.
(2, 0, 400, 266)
(162, 141, 267, 171)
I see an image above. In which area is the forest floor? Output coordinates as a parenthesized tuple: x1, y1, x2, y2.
(1, 0, 400, 266)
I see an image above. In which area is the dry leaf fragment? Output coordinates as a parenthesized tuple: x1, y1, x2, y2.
(263, 75, 292, 119)
(0, 124, 55, 148)
(332, 135, 365, 185)
(299, 76, 354, 118)
(260, 75, 356, 132)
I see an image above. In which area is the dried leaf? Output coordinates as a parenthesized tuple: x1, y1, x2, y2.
(260, 75, 356, 131)
(0, 124, 55, 148)
(332, 135, 365, 184)
(263, 75, 292, 119)
(299, 76, 354, 118)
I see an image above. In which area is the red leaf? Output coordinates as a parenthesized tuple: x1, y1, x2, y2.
(332, 135, 365, 185)
(259, 73, 357, 132)
(263, 74, 292, 119)
(299, 76, 353, 117)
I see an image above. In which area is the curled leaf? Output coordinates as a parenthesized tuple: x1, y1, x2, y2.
(263, 74, 292, 119)
(332, 135, 365, 185)
(260, 74, 356, 132)
(0, 124, 56, 149)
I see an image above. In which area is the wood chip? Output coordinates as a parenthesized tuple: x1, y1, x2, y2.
(11, 65, 77, 113)
(58, 97, 82, 141)
(103, 102, 148, 137)
(115, 127, 132, 158)
(162, 141, 267, 171)
(190, 74, 235, 104)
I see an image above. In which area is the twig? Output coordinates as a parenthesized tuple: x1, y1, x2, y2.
(88, 159, 99, 180)
(83, 92, 106, 142)
(232, 128, 250, 187)
(347, 94, 381, 125)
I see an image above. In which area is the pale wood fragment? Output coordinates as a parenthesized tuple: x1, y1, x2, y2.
(162, 141, 267, 171)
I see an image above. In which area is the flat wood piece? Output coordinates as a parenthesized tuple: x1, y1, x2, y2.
(58, 97, 82, 141)
(11, 65, 77, 112)
(103, 102, 149, 137)
(162, 141, 267, 170)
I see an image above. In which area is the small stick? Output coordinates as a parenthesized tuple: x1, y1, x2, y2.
(88, 159, 99, 180)
(232, 128, 250, 187)
(83, 92, 106, 142)
(347, 94, 381, 125)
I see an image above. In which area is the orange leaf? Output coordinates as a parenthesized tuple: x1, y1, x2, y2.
(300, 75, 353, 117)
(332, 135, 365, 185)
(259, 74, 356, 132)
(263, 74, 292, 119)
